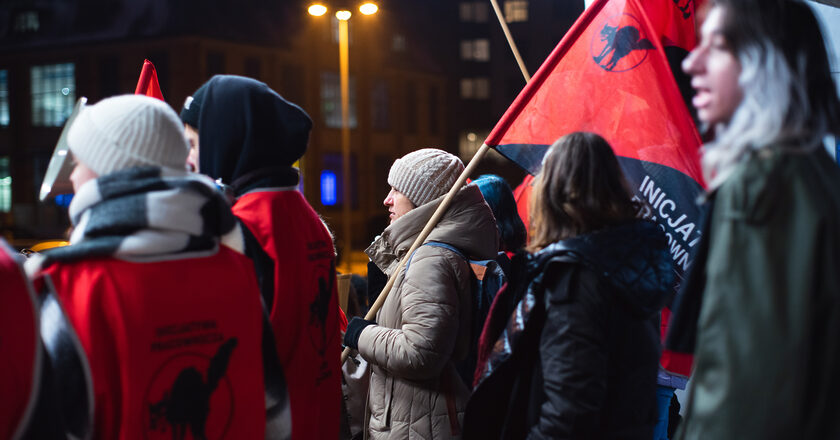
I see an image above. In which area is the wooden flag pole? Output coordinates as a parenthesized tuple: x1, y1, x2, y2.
(489, 0, 531, 83)
(340, 143, 493, 364)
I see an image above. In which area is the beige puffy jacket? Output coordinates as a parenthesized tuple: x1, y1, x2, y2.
(360, 184, 499, 439)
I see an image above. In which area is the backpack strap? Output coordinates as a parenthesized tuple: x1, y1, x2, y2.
(404, 241, 468, 436)
(404, 241, 469, 274)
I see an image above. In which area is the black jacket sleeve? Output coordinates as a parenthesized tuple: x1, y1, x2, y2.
(528, 266, 608, 439)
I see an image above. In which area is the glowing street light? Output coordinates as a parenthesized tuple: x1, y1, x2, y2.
(308, 2, 378, 272)
(335, 9, 352, 20)
(359, 3, 378, 15)
(307, 4, 327, 16)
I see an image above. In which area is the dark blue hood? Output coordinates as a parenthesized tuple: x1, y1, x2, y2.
(533, 220, 674, 318)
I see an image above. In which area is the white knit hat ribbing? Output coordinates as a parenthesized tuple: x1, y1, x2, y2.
(387, 148, 465, 207)
(67, 95, 189, 176)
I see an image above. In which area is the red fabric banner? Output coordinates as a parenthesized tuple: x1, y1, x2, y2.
(134, 59, 164, 101)
(488, 0, 702, 181)
(499, 0, 704, 377)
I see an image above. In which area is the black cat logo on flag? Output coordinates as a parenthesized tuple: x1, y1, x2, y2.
(144, 338, 237, 440)
(591, 13, 654, 72)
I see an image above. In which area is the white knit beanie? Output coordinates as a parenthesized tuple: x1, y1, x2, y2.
(387, 148, 465, 207)
(67, 95, 189, 176)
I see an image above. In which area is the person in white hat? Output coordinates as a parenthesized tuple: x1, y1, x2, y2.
(343, 148, 499, 439)
(27, 94, 268, 439)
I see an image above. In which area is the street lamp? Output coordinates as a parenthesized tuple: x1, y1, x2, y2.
(308, 3, 378, 273)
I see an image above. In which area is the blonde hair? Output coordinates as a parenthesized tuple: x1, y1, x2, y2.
(702, 0, 840, 189)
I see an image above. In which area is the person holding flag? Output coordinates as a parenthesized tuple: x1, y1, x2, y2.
(667, 0, 840, 438)
(343, 148, 498, 439)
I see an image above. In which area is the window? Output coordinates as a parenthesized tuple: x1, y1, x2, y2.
(31, 63, 75, 127)
(460, 39, 490, 61)
(428, 85, 439, 135)
(322, 153, 358, 208)
(460, 77, 490, 99)
(206, 51, 225, 78)
(13, 11, 39, 33)
(320, 72, 357, 129)
(405, 82, 418, 134)
(0, 70, 8, 126)
(0, 157, 10, 213)
(505, 0, 529, 22)
(371, 81, 390, 131)
(458, 130, 491, 160)
(392, 34, 406, 52)
(460, 2, 489, 22)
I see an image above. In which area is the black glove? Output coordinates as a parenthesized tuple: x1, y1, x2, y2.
(344, 317, 375, 350)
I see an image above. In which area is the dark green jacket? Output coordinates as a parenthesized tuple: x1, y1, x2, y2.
(673, 146, 840, 439)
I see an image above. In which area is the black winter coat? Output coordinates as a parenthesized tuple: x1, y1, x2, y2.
(465, 220, 674, 440)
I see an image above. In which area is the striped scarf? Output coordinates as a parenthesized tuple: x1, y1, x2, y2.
(35, 166, 244, 269)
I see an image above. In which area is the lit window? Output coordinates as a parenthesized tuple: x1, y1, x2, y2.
(474, 3, 489, 22)
(0, 157, 10, 213)
(461, 77, 490, 100)
(30, 63, 75, 127)
(0, 70, 8, 126)
(459, 2, 489, 22)
(392, 34, 406, 52)
(460, 39, 490, 61)
(474, 78, 490, 99)
(320, 72, 357, 129)
(458, 130, 491, 160)
(13, 11, 39, 33)
(320, 171, 338, 206)
(459, 3, 473, 21)
(460, 78, 474, 99)
(505, 0, 528, 22)
(322, 153, 358, 208)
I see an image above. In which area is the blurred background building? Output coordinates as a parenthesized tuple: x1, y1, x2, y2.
(0, 0, 585, 261)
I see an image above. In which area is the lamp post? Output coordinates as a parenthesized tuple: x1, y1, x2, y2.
(309, 3, 378, 273)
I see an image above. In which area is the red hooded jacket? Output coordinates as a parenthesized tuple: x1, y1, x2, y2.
(42, 246, 266, 439)
(234, 188, 342, 440)
(0, 241, 40, 439)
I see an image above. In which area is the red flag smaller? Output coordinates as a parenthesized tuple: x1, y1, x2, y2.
(134, 59, 164, 101)
(513, 174, 533, 235)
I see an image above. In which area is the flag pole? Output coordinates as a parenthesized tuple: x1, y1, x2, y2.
(340, 143, 493, 364)
(341, 0, 539, 365)
(489, 0, 531, 82)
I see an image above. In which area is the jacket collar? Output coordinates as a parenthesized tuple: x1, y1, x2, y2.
(366, 184, 499, 276)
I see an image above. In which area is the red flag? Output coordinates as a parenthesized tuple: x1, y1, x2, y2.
(499, 0, 703, 377)
(134, 59, 164, 101)
(512, 174, 533, 232)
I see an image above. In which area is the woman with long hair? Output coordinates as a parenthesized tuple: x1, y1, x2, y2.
(667, 1, 840, 438)
(521, 132, 673, 439)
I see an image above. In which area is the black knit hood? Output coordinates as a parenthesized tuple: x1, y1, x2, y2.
(194, 75, 311, 194)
